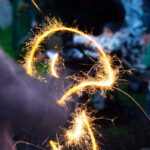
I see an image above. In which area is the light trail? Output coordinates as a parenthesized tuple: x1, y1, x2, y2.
(50, 53, 59, 78)
(24, 20, 117, 149)
(25, 26, 113, 78)
(113, 87, 150, 121)
(58, 78, 114, 106)
(82, 111, 97, 150)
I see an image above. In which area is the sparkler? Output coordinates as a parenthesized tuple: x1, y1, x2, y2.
(50, 110, 97, 150)
(22, 15, 118, 149)
(23, 17, 110, 150)
(22, 18, 150, 150)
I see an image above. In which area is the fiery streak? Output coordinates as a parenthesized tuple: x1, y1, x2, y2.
(50, 53, 59, 78)
(31, 0, 45, 16)
(82, 111, 97, 150)
(67, 111, 97, 150)
(113, 87, 150, 121)
(58, 78, 114, 106)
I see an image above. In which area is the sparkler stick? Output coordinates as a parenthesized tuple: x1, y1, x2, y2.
(13, 141, 47, 150)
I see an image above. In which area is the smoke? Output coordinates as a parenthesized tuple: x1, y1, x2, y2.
(0, 49, 68, 150)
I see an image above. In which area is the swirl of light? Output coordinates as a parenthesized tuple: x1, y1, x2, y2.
(24, 21, 116, 105)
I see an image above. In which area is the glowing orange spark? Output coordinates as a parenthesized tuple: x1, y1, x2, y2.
(31, 0, 45, 16)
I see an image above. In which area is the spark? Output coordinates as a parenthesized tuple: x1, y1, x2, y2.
(31, 0, 45, 16)
(113, 87, 150, 121)
(66, 117, 84, 143)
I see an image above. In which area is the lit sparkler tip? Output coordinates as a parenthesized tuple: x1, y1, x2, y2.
(64, 109, 98, 150)
(50, 140, 60, 150)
